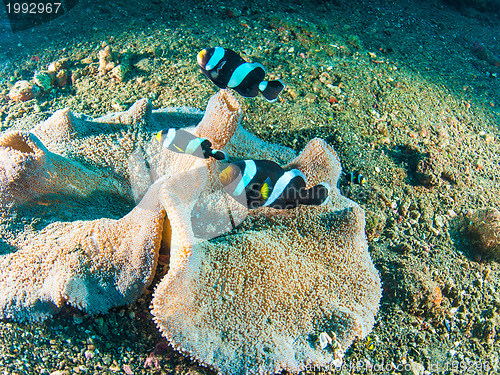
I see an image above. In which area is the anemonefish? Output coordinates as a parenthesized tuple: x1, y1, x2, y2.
(365, 336, 375, 350)
(156, 128, 227, 161)
(345, 171, 366, 185)
(219, 160, 330, 209)
(197, 47, 285, 102)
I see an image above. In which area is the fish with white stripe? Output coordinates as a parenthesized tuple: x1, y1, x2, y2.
(156, 128, 227, 160)
(219, 160, 330, 209)
(197, 47, 285, 102)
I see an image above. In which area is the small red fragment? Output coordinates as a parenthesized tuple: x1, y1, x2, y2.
(433, 286, 442, 307)
(329, 97, 338, 104)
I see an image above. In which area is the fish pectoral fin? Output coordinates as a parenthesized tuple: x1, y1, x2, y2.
(260, 182, 269, 200)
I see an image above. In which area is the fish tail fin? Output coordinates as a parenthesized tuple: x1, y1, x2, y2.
(210, 149, 228, 161)
(259, 80, 285, 102)
(299, 182, 331, 206)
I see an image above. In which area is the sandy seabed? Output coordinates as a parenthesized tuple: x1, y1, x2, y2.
(1, 0, 500, 373)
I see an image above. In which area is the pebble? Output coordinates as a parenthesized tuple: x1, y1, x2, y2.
(111, 64, 127, 81)
(47, 58, 68, 72)
(73, 314, 84, 324)
(434, 215, 445, 228)
(331, 85, 342, 95)
(98, 45, 115, 76)
(135, 58, 152, 71)
(102, 356, 112, 365)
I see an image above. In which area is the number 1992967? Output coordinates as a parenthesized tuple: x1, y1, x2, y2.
(5, 2, 62, 14)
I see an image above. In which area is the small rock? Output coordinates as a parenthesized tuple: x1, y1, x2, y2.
(331, 85, 342, 95)
(98, 45, 115, 76)
(435, 215, 445, 228)
(81, 57, 93, 64)
(123, 364, 134, 375)
(8, 80, 38, 101)
(47, 58, 68, 72)
(55, 69, 69, 87)
(135, 58, 151, 71)
(318, 72, 331, 85)
(71, 70, 82, 84)
(102, 356, 112, 365)
(111, 64, 127, 81)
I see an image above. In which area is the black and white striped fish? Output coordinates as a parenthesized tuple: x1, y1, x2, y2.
(156, 128, 227, 161)
(219, 160, 330, 209)
(197, 47, 285, 102)
(345, 171, 366, 185)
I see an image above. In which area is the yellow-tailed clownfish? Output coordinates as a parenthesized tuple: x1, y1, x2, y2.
(197, 47, 285, 102)
(156, 128, 227, 161)
(219, 160, 330, 209)
(345, 171, 365, 185)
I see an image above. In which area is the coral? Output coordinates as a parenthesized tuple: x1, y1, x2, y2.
(0, 95, 205, 321)
(465, 207, 500, 260)
(151, 92, 381, 374)
(0, 178, 165, 321)
(33, 71, 54, 91)
(1, 89, 381, 373)
(8, 80, 38, 101)
(0, 131, 131, 208)
(98, 45, 115, 76)
(9, 58, 71, 102)
(98, 46, 133, 81)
